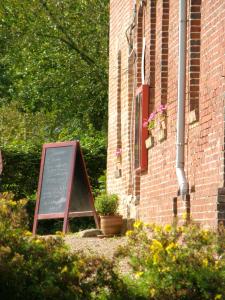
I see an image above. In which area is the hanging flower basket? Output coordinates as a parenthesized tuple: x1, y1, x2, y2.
(157, 128, 167, 142)
(143, 104, 167, 145)
(145, 135, 154, 149)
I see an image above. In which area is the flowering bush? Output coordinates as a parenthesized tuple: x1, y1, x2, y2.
(0, 192, 126, 300)
(143, 104, 167, 134)
(2, 192, 225, 300)
(116, 221, 225, 300)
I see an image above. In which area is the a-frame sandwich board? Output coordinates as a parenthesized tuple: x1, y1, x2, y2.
(33, 141, 99, 234)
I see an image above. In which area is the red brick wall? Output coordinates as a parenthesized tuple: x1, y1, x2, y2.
(107, 0, 225, 227)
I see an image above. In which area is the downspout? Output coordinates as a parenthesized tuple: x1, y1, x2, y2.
(176, 0, 189, 197)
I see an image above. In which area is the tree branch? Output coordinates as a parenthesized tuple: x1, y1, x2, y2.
(39, 0, 96, 67)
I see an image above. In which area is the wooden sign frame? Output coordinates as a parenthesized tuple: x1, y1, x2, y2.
(33, 141, 99, 234)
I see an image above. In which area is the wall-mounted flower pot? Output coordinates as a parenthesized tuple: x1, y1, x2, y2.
(189, 110, 197, 124)
(158, 129, 167, 142)
(145, 136, 154, 149)
(116, 155, 121, 163)
(100, 215, 123, 236)
(114, 168, 122, 178)
(161, 120, 166, 129)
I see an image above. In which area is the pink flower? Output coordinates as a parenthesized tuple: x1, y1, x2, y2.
(157, 104, 167, 113)
(148, 112, 156, 121)
(115, 148, 122, 157)
(143, 120, 148, 128)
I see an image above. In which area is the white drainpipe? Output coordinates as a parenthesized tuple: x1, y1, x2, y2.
(176, 0, 189, 197)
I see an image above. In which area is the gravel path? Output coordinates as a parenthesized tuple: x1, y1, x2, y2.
(64, 235, 127, 259)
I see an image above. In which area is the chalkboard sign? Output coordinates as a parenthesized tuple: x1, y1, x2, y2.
(33, 141, 99, 234)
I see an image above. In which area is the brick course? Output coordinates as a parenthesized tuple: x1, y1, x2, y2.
(107, 0, 225, 227)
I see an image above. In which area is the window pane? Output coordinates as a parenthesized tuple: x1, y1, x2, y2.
(135, 93, 141, 169)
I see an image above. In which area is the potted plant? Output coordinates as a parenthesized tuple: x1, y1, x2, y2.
(95, 193, 123, 236)
(143, 104, 167, 147)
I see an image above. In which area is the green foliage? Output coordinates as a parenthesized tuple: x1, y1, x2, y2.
(94, 171, 107, 196)
(0, 0, 109, 131)
(0, 103, 58, 150)
(0, 192, 127, 300)
(117, 221, 225, 300)
(0, 127, 106, 199)
(95, 193, 119, 216)
(0, 0, 109, 231)
(0, 148, 40, 199)
(2, 193, 225, 300)
(58, 126, 107, 191)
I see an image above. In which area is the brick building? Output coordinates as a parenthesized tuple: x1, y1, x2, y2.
(107, 0, 225, 227)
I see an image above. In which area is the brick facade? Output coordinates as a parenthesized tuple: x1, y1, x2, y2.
(107, 0, 225, 227)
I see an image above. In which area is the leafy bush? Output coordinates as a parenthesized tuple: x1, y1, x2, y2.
(0, 148, 40, 199)
(94, 171, 107, 197)
(0, 133, 106, 199)
(117, 221, 225, 300)
(0, 192, 128, 300)
(2, 192, 225, 300)
(95, 193, 119, 216)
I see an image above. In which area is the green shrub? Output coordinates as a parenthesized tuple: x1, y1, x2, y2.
(0, 192, 127, 300)
(95, 193, 119, 216)
(0, 148, 40, 199)
(3, 191, 225, 300)
(117, 221, 225, 300)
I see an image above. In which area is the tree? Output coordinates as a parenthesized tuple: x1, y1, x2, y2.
(0, 0, 109, 132)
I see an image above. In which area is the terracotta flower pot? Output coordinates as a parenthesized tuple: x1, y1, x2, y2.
(100, 215, 123, 236)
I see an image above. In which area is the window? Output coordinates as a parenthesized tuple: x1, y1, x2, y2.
(134, 85, 149, 171)
(189, 0, 201, 122)
(117, 51, 122, 150)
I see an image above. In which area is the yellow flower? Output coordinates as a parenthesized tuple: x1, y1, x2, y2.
(78, 259, 85, 267)
(166, 242, 177, 254)
(215, 295, 222, 300)
(215, 261, 219, 270)
(164, 224, 172, 232)
(55, 231, 64, 236)
(8, 200, 17, 207)
(34, 239, 42, 244)
(133, 220, 143, 229)
(150, 239, 163, 252)
(161, 266, 170, 272)
(61, 266, 68, 273)
(153, 225, 162, 234)
(182, 212, 187, 220)
(126, 230, 133, 237)
(153, 253, 159, 264)
(24, 230, 32, 237)
(172, 255, 176, 262)
(1, 204, 8, 214)
(202, 258, 208, 267)
(150, 288, 156, 297)
(135, 271, 143, 278)
(201, 229, 210, 241)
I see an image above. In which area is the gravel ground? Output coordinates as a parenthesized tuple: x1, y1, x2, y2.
(64, 235, 131, 274)
(64, 235, 127, 259)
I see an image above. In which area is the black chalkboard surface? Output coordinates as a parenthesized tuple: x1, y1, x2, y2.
(69, 147, 92, 212)
(39, 146, 73, 214)
(33, 141, 99, 234)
